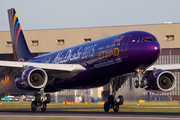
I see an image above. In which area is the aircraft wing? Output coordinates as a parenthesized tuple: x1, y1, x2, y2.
(147, 64, 180, 72)
(0, 61, 86, 79)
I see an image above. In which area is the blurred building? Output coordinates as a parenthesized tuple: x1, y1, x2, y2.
(0, 23, 180, 99)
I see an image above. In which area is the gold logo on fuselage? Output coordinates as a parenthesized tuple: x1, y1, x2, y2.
(113, 35, 125, 43)
(98, 48, 119, 59)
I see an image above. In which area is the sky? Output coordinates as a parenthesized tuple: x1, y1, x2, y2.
(0, 0, 180, 31)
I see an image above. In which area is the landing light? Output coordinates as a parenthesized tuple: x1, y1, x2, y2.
(136, 68, 140, 72)
(72, 67, 75, 70)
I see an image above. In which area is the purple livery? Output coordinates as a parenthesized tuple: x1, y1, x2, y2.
(3, 8, 175, 112)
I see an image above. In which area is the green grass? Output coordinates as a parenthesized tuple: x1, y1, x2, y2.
(0, 102, 102, 109)
(123, 100, 180, 107)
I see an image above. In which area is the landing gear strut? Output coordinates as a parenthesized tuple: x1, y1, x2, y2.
(134, 68, 146, 88)
(31, 88, 51, 111)
(104, 77, 124, 112)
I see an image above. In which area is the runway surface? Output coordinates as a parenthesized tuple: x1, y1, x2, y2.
(0, 108, 180, 120)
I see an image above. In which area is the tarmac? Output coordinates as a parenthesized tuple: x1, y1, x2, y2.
(0, 108, 180, 120)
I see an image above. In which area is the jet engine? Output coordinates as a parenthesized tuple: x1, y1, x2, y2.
(145, 70, 176, 93)
(15, 67, 48, 91)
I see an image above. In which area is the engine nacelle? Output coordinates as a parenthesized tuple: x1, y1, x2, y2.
(145, 70, 176, 93)
(15, 67, 48, 91)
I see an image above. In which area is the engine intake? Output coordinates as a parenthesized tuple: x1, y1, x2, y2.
(15, 67, 48, 90)
(28, 68, 47, 89)
(146, 70, 176, 93)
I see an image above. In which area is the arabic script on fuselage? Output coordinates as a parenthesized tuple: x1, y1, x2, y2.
(113, 35, 124, 43)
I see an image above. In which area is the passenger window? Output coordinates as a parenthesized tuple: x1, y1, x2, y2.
(145, 38, 152, 42)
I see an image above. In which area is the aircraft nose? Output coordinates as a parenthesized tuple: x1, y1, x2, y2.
(147, 43, 161, 58)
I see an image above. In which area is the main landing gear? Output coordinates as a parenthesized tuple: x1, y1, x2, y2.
(31, 88, 51, 111)
(104, 78, 124, 112)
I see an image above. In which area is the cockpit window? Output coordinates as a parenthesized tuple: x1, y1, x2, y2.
(137, 39, 141, 43)
(137, 38, 145, 43)
(141, 38, 145, 42)
(137, 38, 157, 43)
(145, 38, 152, 42)
(153, 38, 158, 42)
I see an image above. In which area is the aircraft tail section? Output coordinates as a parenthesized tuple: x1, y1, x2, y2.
(7, 8, 34, 61)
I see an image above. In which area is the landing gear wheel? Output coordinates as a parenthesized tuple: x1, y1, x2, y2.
(113, 103, 119, 112)
(140, 81, 144, 88)
(31, 101, 37, 111)
(118, 95, 124, 105)
(45, 94, 51, 103)
(41, 102, 47, 111)
(104, 102, 110, 112)
(134, 80, 139, 88)
(108, 95, 114, 104)
(35, 93, 41, 103)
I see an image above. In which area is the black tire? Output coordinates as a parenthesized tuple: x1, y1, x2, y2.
(45, 94, 51, 103)
(35, 93, 41, 103)
(41, 102, 47, 111)
(134, 80, 139, 88)
(140, 81, 144, 88)
(113, 103, 119, 112)
(118, 95, 124, 105)
(108, 95, 114, 104)
(31, 101, 37, 111)
(104, 102, 110, 112)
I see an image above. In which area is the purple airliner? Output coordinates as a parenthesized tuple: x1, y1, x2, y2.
(2, 8, 175, 112)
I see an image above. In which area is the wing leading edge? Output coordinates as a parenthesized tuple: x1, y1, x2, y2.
(147, 64, 180, 72)
(0, 60, 86, 78)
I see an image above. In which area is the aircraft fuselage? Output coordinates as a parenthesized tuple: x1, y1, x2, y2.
(28, 31, 160, 92)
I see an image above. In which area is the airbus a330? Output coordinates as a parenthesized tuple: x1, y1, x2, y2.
(1, 8, 176, 112)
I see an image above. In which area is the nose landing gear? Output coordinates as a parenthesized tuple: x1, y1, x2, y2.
(134, 68, 147, 88)
(31, 88, 51, 111)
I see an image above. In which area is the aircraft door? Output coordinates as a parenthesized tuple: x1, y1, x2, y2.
(121, 35, 132, 51)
